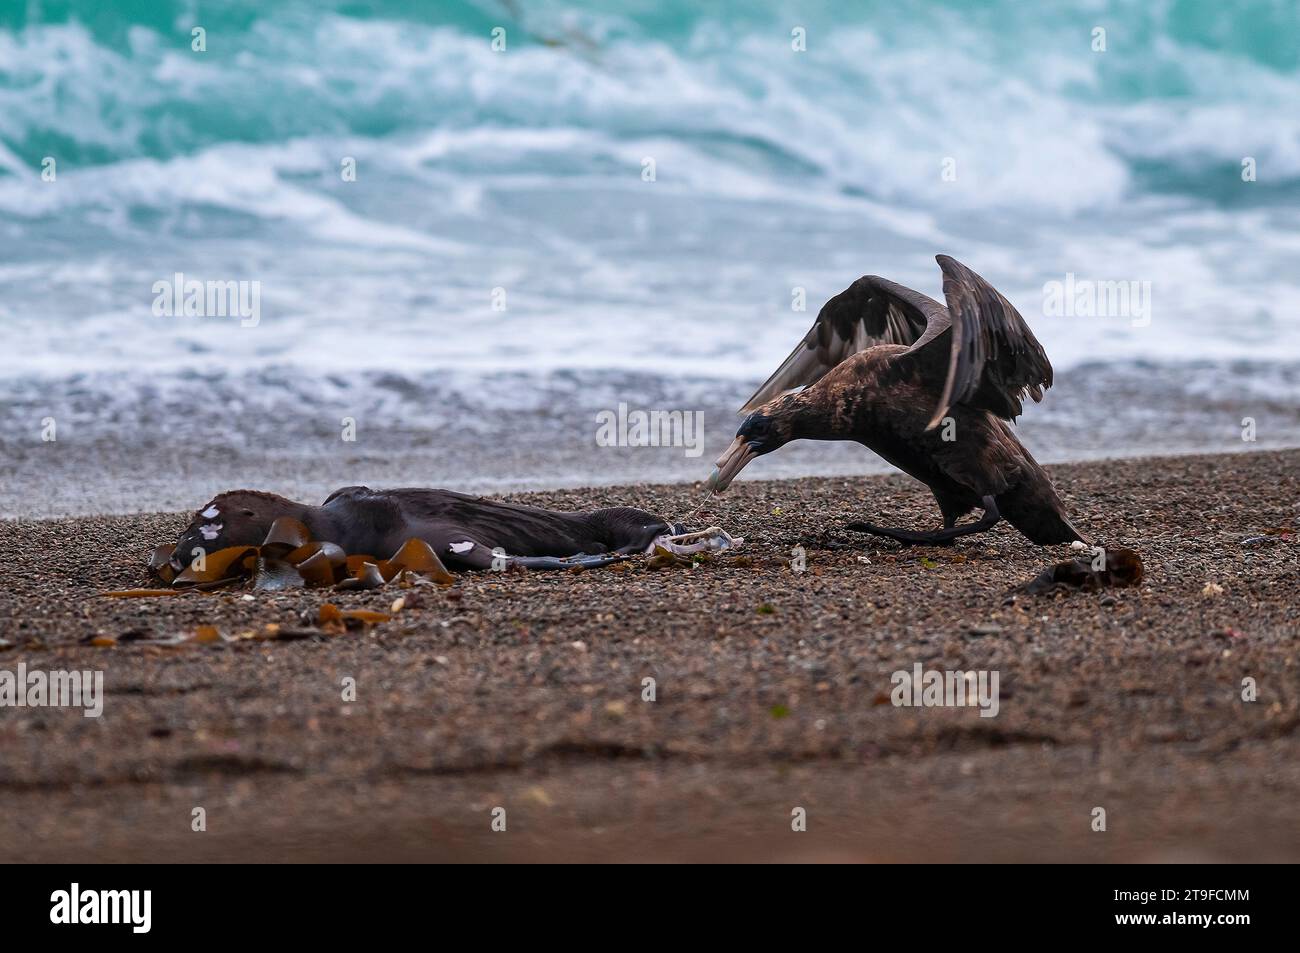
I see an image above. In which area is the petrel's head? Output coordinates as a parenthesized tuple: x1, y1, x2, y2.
(707, 403, 795, 493)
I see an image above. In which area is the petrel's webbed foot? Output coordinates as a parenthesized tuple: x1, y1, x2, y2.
(845, 520, 959, 546)
(847, 496, 1001, 546)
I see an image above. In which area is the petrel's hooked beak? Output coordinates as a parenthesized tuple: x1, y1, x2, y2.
(706, 436, 758, 493)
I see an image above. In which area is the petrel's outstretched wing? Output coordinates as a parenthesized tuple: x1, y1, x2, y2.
(739, 275, 948, 414)
(914, 255, 1053, 429)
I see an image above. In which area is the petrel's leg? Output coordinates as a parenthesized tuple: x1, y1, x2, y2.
(847, 495, 1001, 546)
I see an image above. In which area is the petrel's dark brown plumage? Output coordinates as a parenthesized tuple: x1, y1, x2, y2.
(712, 255, 1084, 546)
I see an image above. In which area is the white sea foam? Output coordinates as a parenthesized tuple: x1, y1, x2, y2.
(0, 1, 1297, 499)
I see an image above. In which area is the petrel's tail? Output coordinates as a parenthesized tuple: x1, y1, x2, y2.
(997, 462, 1086, 545)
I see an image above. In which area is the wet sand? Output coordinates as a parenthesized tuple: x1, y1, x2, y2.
(1, 449, 1297, 862)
